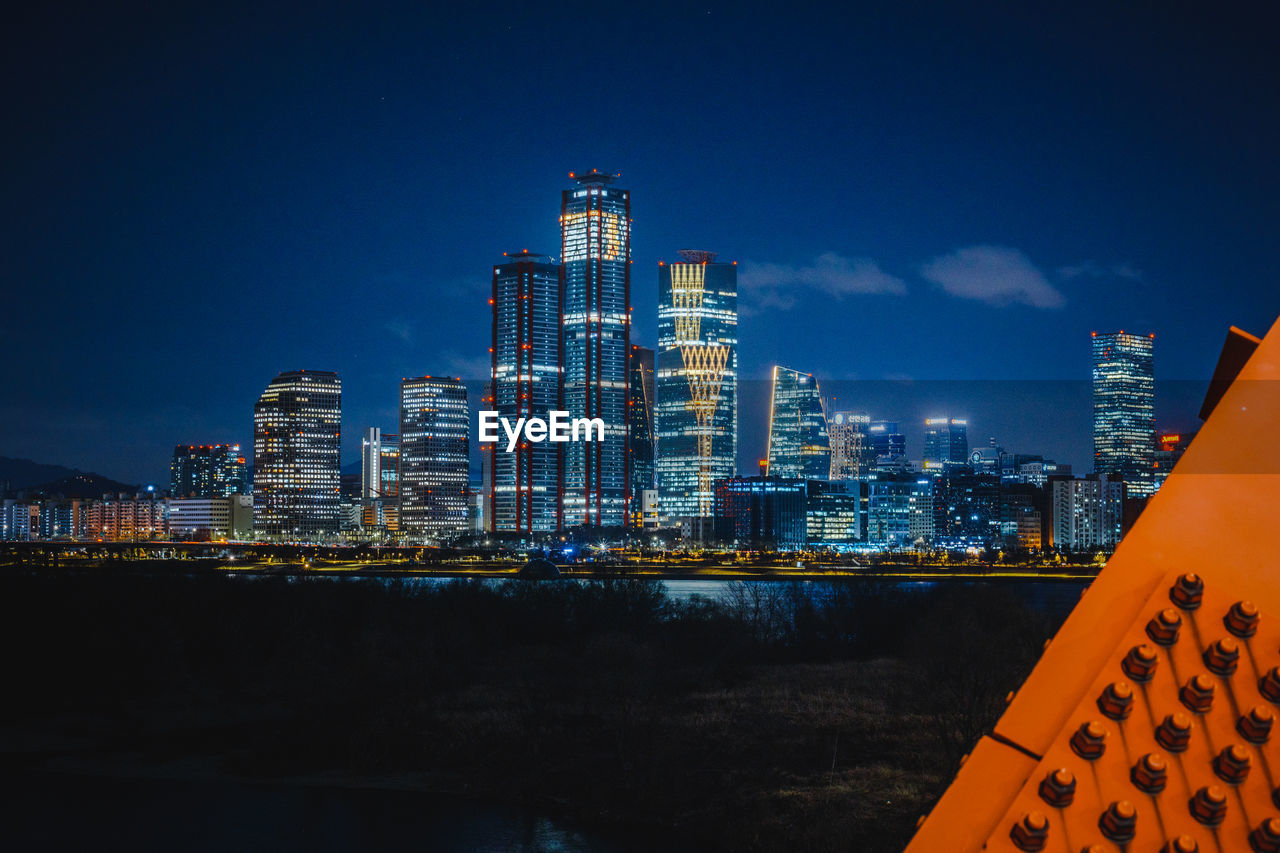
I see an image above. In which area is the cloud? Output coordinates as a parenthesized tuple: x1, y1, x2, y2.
(1058, 261, 1143, 281)
(921, 245, 1066, 309)
(739, 252, 907, 314)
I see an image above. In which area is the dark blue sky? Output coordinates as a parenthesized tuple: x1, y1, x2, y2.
(3, 1, 1278, 483)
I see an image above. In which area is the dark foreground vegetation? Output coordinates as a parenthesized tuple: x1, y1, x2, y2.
(0, 569, 1070, 851)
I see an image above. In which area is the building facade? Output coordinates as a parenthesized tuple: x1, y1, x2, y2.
(766, 366, 829, 479)
(170, 444, 247, 498)
(360, 428, 400, 500)
(828, 412, 872, 480)
(1092, 331, 1155, 497)
(867, 477, 934, 547)
(490, 251, 563, 534)
(560, 170, 632, 527)
(252, 370, 342, 540)
(923, 418, 969, 469)
(628, 344, 655, 515)
(399, 375, 469, 539)
(868, 420, 906, 463)
(713, 475, 808, 549)
(169, 495, 253, 540)
(1048, 474, 1124, 551)
(656, 252, 737, 521)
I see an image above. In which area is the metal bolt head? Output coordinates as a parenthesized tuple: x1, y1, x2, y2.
(1147, 607, 1183, 645)
(1071, 720, 1108, 759)
(1131, 752, 1169, 793)
(1240, 705, 1275, 743)
(1162, 836, 1199, 853)
(1190, 785, 1228, 826)
(1170, 572, 1204, 610)
(1225, 600, 1260, 638)
(1123, 642, 1159, 682)
(1038, 768, 1076, 807)
(1099, 800, 1137, 843)
(1180, 673, 1216, 713)
(1214, 743, 1252, 784)
(1009, 810, 1049, 851)
(1260, 666, 1280, 703)
(1204, 637, 1240, 676)
(1251, 817, 1280, 853)
(1158, 712, 1193, 753)
(1098, 681, 1134, 720)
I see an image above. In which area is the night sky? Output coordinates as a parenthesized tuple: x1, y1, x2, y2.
(3, 2, 1279, 484)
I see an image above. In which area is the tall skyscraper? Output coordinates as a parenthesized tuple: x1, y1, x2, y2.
(399, 375, 469, 539)
(560, 170, 632, 527)
(490, 251, 562, 534)
(1092, 331, 1155, 496)
(170, 443, 247, 498)
(923, 417, 969, 468)
(252, 370, 342, 540)
(868, 420, 906, 461)
(656, 251, 738, 519)
(360, 427, 400, 499)
(628, 344, 656, 505)
(828, 412, 872, 480)
(766, 366, 830, 479)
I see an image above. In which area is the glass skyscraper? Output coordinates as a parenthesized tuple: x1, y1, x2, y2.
(1092, 331, 1155, 496)
(399, 375, 469, 539)
(766, 366, 830, 480)
(360, 427, 399, 499)
(628, 344, 655, 505)
(252, 370, 341, 540)
(490, 251, 562, 534)
(560, 170, 631, 527)
(923, 417, 969, 468)
(170, 443, 247, 498)
(656, 251, 737, 519)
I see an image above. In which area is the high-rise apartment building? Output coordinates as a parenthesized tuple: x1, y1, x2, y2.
(399, 375, 469, 539)
(560, 170, 632, 526)
(765, 366, 829, 479)
(828, 412, 872, 480)
(628, 344, 656, 512)
(490, 251, 562, 534)
(252, 370, 341, 540)
(170, 444, 247, 498)
(1048, 474, 1124, 551)
(1092, 331, 1155, 496)
(656, 251, 738, 520)
(923, 417, 969, 469)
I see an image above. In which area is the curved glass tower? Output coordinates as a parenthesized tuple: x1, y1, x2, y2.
(655, 251, 737, 520)
(766, 366, 830, 480)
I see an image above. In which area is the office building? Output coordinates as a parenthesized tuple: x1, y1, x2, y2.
(656, 251, 738, 520)
(629, 344, 656, 516)
(400, 375, 469, 539)
(1092, 331, 1156, 496)
(805, 479, 865, 544)
(560, 170, 632, 527)
(170, 444, 247, 498)
(1153, 430, 1196, 492)
(1048, 474, 1124, 551)
(923, 418, 969, 469)
(713, 475, 808, 549)
(932, 472, 1000, 548)
(766, 366, 829, 479)
(169, 495, 253, 540)
(252, 370, 342, 540)
(828, 412, 872, 480)
(867, 420, 906, 462)
(867, 477, 934, 547)
(360, 428, 400, 500)
(490, 251, 563, 534)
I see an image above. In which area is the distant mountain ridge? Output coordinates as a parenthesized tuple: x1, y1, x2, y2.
(0, 457, 139, 498)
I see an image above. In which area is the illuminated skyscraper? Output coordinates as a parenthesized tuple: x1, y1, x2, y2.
(923, 417, 969, 469)
(399, 376, 469, 539)
(629, 344, 655, 506)
(827, 412, 872, 480)
(360, 428, 400, 499)
(1092, 331, 1155, 496)
(252, 370, 341, 540)
(868, 420, 906, 461)
(490, 251, 562, 534)
(656, 252, 737, 519)
(170, 443, 247, 498)
(560, 169, 631, 527)
(766, 366, 829, 480)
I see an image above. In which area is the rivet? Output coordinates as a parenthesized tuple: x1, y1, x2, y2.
(1039, 768, 1076, 807)
(1009, 810, 1049, 851)
(1180, 673, 1216, 713)
(1131, 752, 1169, 793)
(1099, 800, 1137, 843)
(1204, 637, 1240, 676)
(1098, 681, 1134, 720)
(1157, 712, 1193, 753)
(1213, 744, 1252, 784)
(1240, 706, 1275, 743)
(1147, 607, 1183, 645)
(1224, 600, 1259, 638)
(1123, 643, 1159, 682)
(1170, 572, 1204, 610)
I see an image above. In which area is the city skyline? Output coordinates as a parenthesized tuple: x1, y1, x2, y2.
(3, 4, 1279, 483)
